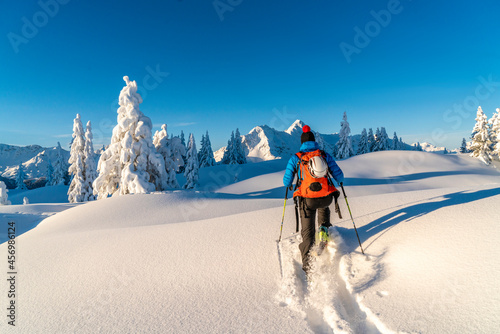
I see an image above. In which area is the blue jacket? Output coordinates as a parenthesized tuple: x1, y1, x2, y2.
(283, 141, 344, 188)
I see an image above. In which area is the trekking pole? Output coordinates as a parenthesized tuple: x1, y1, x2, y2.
(278, 187, 289, 243)
(340, 183, 365, 255)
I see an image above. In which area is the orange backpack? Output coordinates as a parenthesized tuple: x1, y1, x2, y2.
(293, 150, 337, 198)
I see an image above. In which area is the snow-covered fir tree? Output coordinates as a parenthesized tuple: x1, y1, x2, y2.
(222, 129, 247, 165)
(180, 130, 186, 147)
(68, 155, 84, 202)
(356, 128, 370, 155)
(153, 124, 179, 188)
(490, 108, 500, 157)
(332, 142, 339, 159)
(399, 137, 405, 150)
(198, 131, 216, 168)
(51, 142, 67, 186)
(184, 133, 199, 189)
(367, 128, 375, 152)
(314, 131, 334, 155)
(170, 136, 186, 173)
(93, 76, 167, 199)
(413, 142, 423, 151)
(0, 181, 10, 205)
(83, 121, 97, 201)
(199, 134, 205, 157)
(179, 130, 187, 173)
(221, 131, 235, 165)
(372, 128, 381, 152)
(16, 163, 27, 190)
(469, 106, 492, 164)
(392, 132, 400, 150)
(46, 159, 54, 186)
(443, 148, 448, 154)
(233, 128, 247, 164)
(460, 138, 468, 153)
(314, 131, 325, 150)
(378, 127, 390, 151)
(336, 112, 354, 159)
(68, 114, 86, 203)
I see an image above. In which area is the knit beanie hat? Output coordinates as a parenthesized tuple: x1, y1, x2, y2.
(301, 125, 315, 144)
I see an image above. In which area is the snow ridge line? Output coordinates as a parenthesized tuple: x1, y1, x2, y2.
(277, 228, 382, 333)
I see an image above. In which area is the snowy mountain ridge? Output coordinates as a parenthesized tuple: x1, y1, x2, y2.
(1, 122, 455, 181)
(215, 120, 337, 163)
(0, 144, 70, 180)
(215, 120, 417, 163)
(417, 141, 459, 153)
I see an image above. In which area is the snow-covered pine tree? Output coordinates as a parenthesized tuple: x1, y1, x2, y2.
(0, 181, 11, 205)
(399, 137, 405, 150)
(469, 106, 492, 164)
(198, 134, 205, 164)
(233, 128, 247, 164)
(367, 128, 375, 152)
(490, 108, 500, 157)
(379, 127, 389, 151)
(198, 131, 216, 168)
(314, 131, 334, 155)
(170, 136, 186, 173)
(16, 163, 28, 190)
(221, 131, 235, 165)
(68, 114, 86, 203)
(392, 132, 400, 150)
(184, 133, 199, 189)
(68, 155, 85, 202)
(180, 130, 186, 147)
(413, 142, 423, 151)
(93, 76, 167, 199)
(356, 128, 369, 155)
(179, 130, 187, 173)
(46, 159, 54, 186)
(314, 131, 325, 151)
(460, 138, 468, 153)
(51, 142, 67, 186)
(372, 128, 381, 152)
(443, 148, 448, 154)
(83, 121, 97, 201)
(336, 112, 354, 159)
(153, 124, 179, 188)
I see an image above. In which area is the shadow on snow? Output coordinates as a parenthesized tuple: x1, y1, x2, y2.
(336, 187, 500, 254)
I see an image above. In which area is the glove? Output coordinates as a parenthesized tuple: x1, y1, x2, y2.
(288, 185, 293, 191)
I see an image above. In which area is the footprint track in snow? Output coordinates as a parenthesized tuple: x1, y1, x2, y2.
(277, 227, 380, 334)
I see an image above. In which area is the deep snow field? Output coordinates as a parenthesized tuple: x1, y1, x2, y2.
(1, 151, 499, 333)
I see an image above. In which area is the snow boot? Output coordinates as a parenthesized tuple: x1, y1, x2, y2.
(316, 225, 330, 256)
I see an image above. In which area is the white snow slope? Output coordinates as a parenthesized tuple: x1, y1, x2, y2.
(1, 151, 499, 333)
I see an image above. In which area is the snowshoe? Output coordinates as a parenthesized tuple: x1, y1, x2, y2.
(310, 225, 330, 257)
(317, 225, 330, 255)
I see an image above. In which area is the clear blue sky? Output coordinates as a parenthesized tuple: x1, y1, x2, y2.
(2, 0, 500, 150)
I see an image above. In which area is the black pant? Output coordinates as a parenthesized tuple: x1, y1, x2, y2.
(298, 197, 332, 273)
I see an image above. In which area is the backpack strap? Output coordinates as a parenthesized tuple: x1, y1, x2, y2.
(295, 152, 305, 189)
(293, 152, 304, 233)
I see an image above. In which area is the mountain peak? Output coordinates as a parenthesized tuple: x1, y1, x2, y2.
(285, 119, 305, 135)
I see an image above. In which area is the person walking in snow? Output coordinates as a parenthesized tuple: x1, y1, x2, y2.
(283, 125, 344, 274)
